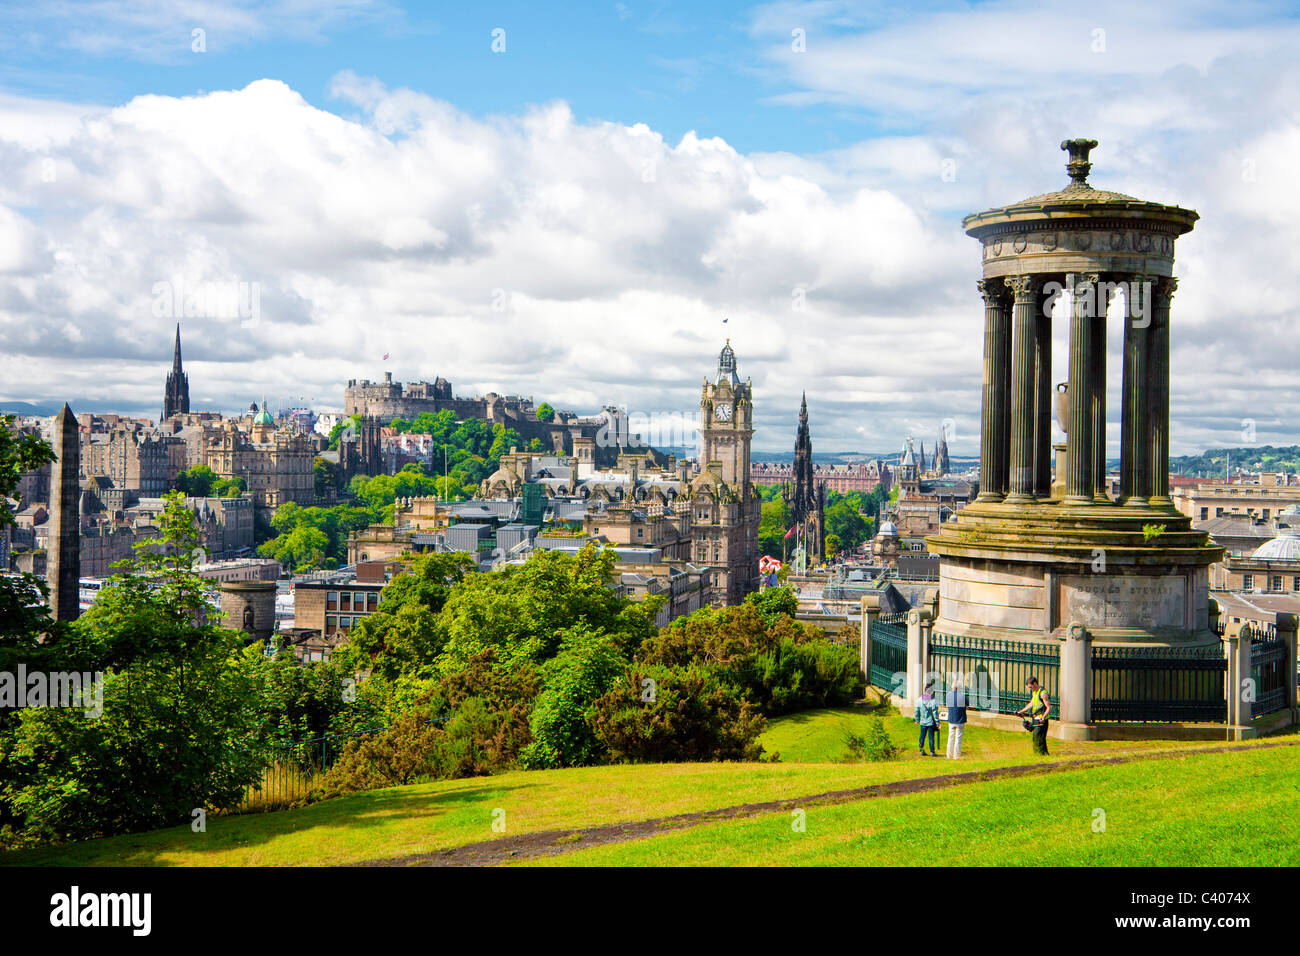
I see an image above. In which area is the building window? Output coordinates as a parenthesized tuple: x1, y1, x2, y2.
(1270, 575, 1282, 592)
(1292, 577, 1299, 592)
(1200, 508, 1208, 520)
(1243, 574, 1253, 590)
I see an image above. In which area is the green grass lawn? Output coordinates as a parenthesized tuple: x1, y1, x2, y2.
(523, 744, 1300, 867)
(2, 700, 1289, 868)
(758, 696, 1232, 764)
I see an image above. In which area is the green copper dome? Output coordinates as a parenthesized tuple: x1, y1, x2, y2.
(253, 399, 273, 426)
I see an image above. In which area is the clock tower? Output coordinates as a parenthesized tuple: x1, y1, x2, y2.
(691, 340, 760, 605)
(699, 340, 753, 490)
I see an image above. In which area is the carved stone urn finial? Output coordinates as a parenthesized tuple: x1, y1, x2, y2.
(1060, 138, 1099, 187)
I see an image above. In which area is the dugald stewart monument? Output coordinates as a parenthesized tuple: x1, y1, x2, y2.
(919, 139, 1281, 740)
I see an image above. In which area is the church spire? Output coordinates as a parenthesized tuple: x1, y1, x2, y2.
(162, 323, 190, 421)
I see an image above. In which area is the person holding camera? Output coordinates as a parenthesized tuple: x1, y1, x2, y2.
(1016, 676, 1051, 755)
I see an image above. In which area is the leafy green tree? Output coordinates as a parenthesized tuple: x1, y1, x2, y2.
(825, 498, 869, 551)
(744, 586, 798, 627)
(594, 662, 766, 762)
(313, 456, 338, 498)
(536, 402, 555, 423)
(174, 463, 218, 497)
(0, 494, 266, 845)
(435, 545, 659, 675)
(334, 552, 476, 680)
(258, 523, 329, 572)
(758, 497, 792, 558)
(213, 475, 246, 498)
(327, 415, 362, 450)
(0, 416, 57, 665)
(520, 627, 628, 769)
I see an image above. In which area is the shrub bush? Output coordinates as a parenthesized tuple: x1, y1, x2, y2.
(594, 663, 766, 763)
(845, 716, 900, 762)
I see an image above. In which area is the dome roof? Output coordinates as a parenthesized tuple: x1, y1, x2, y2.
(878, 520, 898, 537)
(1251, 530, 1300, 561)
(252, 399, 273, 426)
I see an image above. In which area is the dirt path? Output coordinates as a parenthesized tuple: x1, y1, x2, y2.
(351, 739, 1299, 868)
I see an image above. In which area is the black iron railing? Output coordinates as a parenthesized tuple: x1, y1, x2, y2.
(1249, 632, 1289, 718)
(929, 633, 1060, 716)
(1090, 643, 1227, 723)
(868, 619, 907, 691)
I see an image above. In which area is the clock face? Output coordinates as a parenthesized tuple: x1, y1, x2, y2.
(715, 403, 733, 422)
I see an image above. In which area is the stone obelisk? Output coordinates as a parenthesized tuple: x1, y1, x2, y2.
(48, 403, 80, 622)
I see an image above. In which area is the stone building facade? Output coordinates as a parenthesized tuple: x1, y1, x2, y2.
(200, 403, 314, 512)
(752, 459, 891, 494)
(81, 426, 184, 495)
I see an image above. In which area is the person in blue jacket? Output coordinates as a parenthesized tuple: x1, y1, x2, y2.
(914, 679, 940, 756)
(945, 677, 968, 758)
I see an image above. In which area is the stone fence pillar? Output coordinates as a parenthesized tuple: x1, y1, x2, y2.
(1057, 621, 1096, 740)
(1225, 630, 1253, 739)
(860, 595, 881, 680)
(905, 606, 931, 711)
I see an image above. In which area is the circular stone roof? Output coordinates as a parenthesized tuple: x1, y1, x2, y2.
(878, 520, 898, 537)
(1251, 530, 1300, 561)
(962, 139, 1198, 237)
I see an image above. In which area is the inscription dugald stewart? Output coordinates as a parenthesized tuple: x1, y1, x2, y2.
(1060, 574, 1187, 629)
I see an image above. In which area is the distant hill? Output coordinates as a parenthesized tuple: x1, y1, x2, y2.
(0, 401, 64, 418)
(1169, 445, 1300, 478)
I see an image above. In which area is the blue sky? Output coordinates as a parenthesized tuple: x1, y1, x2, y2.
(0, 0, 910, 153)
(2, 1, 1300, 454)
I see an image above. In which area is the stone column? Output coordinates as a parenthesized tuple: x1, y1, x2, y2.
(1091, 281, 1115, 503)
(1064, 274, 1098, 505)
(976, 280, 1011, 502)
(48, 403, 80, 622)
(1057, 621, 1096, 740)
(1033, 285, 1056, 498)
(1149, 277, 1177, 506)
(1120, 274, 1154, 505)
(1004, 275, 1039, 502)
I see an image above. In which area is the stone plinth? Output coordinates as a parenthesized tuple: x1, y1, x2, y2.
(929, 498, 1220, 647)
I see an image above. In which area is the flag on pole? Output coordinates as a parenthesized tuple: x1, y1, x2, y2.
(783, 524, 797, 540)
(382, 353, 390, 361)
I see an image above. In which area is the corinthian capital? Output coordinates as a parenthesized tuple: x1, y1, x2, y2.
(977, 278, 1009, 304)
(1003, 274, 1040, 303)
